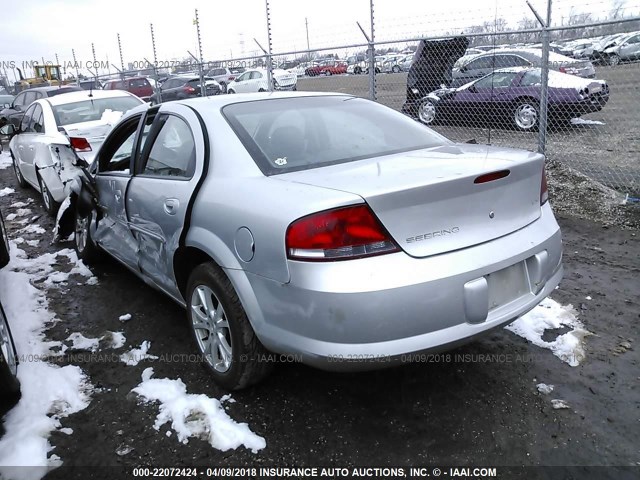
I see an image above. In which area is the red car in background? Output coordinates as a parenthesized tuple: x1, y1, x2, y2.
(305, 61, 347, 76)
(103, 76, 154, 101)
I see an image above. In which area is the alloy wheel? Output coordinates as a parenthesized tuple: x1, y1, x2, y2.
(190, 285, 233, 373)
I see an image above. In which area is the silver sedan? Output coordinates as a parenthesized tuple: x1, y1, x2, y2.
(69, 92, 563, 390)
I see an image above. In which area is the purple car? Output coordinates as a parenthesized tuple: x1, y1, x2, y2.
(417, 67, 609, 131)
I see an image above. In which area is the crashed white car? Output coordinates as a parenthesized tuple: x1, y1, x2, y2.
(226, 69, 297, 93)
(6, 90, 143, 214)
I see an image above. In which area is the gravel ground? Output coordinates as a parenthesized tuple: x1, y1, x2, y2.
(0, 153, 638, 479)
(298, 62, 640, 196)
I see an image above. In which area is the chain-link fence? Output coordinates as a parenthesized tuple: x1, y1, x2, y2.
(3, 1, 639, 196)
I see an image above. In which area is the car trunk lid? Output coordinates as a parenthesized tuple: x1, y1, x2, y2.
(278, 144, 544, 258)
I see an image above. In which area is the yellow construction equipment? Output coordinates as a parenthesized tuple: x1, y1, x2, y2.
(14, 65, 66, 92)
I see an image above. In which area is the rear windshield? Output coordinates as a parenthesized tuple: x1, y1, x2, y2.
(52, 96, 142, 126)
(47, 87, 82, 97)
(129, 78, 150, 88)
(223, 96, 448, 175)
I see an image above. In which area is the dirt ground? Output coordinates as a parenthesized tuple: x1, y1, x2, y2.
(0, 162, 638, 479)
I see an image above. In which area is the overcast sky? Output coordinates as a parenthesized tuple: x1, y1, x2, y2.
(1, 0, 637, 78)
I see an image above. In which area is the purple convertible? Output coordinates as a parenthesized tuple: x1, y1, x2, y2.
(417, 67, 609, 131)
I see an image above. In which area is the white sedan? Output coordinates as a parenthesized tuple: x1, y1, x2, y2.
(226, 69, 297, 94)
(6, 90, 143, 214)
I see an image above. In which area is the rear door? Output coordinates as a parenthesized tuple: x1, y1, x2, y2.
(14, 104, 38, 186)
(126, 104, 206, 298)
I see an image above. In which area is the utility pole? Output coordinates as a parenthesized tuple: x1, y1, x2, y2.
(194, 9, 206, 97)
(305, 17, 310, 52)
(117, 33, 125, 76)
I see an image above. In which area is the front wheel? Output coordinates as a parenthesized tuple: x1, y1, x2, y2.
(186, 263, 272, 390)
(608, 54, 620, 66)
(392, 65, 401, 73)
(512, 100, 539, 131)
(418, 100, 437, 125)
(324, 70, 332, 76)
(11, 153, 27, 188)
(354, 66, 362, 75)
(227, 88, 235, 94)
(0, 304, 20, 408)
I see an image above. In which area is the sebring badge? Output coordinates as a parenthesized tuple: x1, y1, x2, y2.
(406, 227, 460, 243)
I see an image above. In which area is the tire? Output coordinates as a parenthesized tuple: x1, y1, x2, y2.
(324, 71, 332, 76)
(186, 263, 272, 390)
(258, 88, 266, 92)
(418, 100, 437, 125)
(37, 171, 59, 216)
(0, 210, 9, 268)
(392, 65, 401, 73)
(11, 152, 27, 188)
(608, 54, 620, 66)
(354, 67, 362, 75)
(0, 304, 20, 408)
(74, 208, 101, 264)
(512, 99, 539, 131)
(227, 88, 235, 94)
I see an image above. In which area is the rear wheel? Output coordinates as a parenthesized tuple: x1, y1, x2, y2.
(324, 70, 332, 76)
(227, 88, 235, 94)
(608, 53, 620, 66)
(37, 171, 59, 216)
(354, 66, 362, 75)
(512, 100, 539, 131)
(11, 153, 27, 188)
(186, 263, 272, 390)
(74, 208, 101, 264)
(392, 65, 401, 73)
(418, 100, 437, 125)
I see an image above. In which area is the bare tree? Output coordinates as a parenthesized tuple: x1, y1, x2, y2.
(609, 0, 626, 19)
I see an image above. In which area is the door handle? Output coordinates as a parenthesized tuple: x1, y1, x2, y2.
(164, 198, 179, 215)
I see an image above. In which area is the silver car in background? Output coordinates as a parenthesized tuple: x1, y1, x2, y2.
(69, 92, 563, 390)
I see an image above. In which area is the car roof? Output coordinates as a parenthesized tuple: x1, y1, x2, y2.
(45, 89, 141, 106)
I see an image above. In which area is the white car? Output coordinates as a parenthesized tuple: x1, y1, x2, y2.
(226, 69, 297, 93)
(6, 89, 143, 214)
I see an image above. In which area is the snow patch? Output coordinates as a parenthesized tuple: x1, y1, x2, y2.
(132, 368, 266, 453)
(119, 313, 132, 322)
(571, 118, 605, 126)
(551, 399, 571, 410)
(505, 298, 590, 366)
(66, 332, 100, 352)
(0, 242, 93, 478)
(536, 383, 554, 395)
(120, 341, 158, 366)
(0, 187, 14, 197)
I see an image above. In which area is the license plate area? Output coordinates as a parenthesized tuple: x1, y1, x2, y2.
(486, 261, 531, 311)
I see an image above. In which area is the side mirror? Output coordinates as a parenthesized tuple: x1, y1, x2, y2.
(13, 104, 22, 112)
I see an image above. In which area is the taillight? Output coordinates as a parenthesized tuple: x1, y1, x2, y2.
(228, 76, 235, 81)
(559, 66, 566, 73)
(70, 137, 91, 152)
(286, 205, 399, 261)
(184, 85, 196, 93)
(540, 165, 549, 205)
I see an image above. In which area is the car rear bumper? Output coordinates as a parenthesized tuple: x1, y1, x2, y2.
(274, 84, 297, 91)
(242, 202, 563, 370)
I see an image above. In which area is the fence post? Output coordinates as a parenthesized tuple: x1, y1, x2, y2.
(265, 0, 274, 92)
(538, 0, 552, 156)
(194, 9, 206, 97)
(368, 0, 376, 101)
(150, 24, 161, 103)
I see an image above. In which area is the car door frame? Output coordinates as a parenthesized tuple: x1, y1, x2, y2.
(90, 111, 149, 271)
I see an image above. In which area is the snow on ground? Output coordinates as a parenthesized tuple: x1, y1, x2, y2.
(19, 224, 46, 235)
(118, 313, 132, 322)
(0, 187, 14, 197)
(536, 383, 554, 395)
(132, 368, 266, 453)
(505, 298, 590, 366)
(120, 341, 158, 366)
(5, 247, 97, 288)
(571, 118, 605, 126)
(0, 151, 11, 170)
(551, 399, 571, 410)
(65, 331, 126, 352)
(0, 242, 93, 479)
